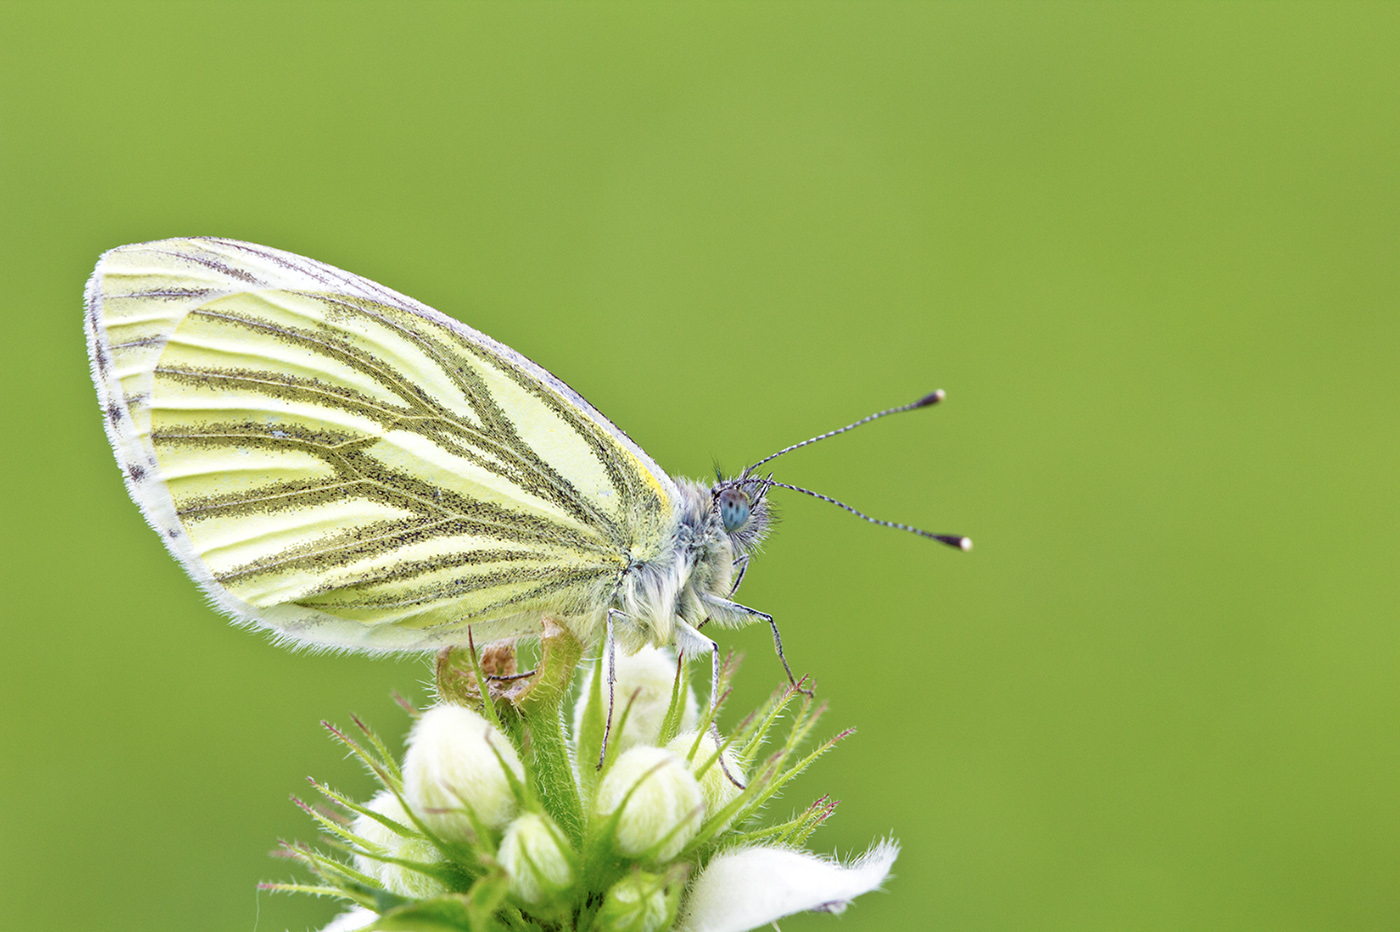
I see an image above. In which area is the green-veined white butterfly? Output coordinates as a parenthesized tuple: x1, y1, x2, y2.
(85, 238, 968, 702)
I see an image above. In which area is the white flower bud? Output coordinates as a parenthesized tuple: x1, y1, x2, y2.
(593, 872, 673, 932)
(664, 731, 743, 826)
(350, 790, 448, 899)
(595, 746, 703, 860)
(574, 646, 698, 753)
(403, 704, 524, 841)
(498, 811, 575, 905)
(351, 790, 411, 874)
(380, 836, 450, 899)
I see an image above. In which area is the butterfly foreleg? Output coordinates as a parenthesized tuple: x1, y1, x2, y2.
(701, 595, 811, 697)
(729, 555, 750, 596)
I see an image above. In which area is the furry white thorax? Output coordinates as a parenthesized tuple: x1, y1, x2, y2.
(606, 478, 766, 654)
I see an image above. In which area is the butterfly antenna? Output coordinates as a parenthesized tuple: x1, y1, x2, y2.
(766, 480, 972, 551)
(743, 390, 947, 477)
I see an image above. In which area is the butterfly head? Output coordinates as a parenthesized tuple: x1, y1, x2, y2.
(710, 476, 772, 555)
(718, 486, 750, 532)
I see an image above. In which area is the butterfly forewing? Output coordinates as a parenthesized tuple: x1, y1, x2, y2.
(87, 238, 676, 650)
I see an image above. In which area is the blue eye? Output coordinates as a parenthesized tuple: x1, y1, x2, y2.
(718, 487, 751, 532)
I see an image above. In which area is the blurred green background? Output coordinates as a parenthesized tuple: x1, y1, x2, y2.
(2, 3, 1396, 930)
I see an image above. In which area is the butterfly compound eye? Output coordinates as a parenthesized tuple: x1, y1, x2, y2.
(718, 487, 752, 532)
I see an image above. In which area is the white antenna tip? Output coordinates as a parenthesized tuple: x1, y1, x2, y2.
(916, 389, 946, 407)
(959, 537, 973, 551)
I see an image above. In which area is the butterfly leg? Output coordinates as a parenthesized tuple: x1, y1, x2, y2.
(487, 670, 536, 682)
(675, 619, 746, 789)
(598, 608, 628, 770)
(674, 619, 721, 713)
(729, 555, 750, 596)
(701, 596, 812, 697)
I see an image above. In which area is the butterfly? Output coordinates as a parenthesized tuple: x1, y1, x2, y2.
(85, 238, 968, 701)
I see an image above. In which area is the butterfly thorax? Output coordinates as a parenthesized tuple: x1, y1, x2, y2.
(609, 478, 769, 653)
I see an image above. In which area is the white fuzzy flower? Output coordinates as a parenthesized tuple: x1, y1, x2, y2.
(316, 906, 377, 932)
(498, 811, 575, 905)
(287, 634, 893, 931)
(664, 731, 744, 824)
(595, 746, 703, 860)
(403, 703, 524, 840)
(575, 645, 698, 752)
(676, 840, 899, 932)
(350, 790, 449, 899)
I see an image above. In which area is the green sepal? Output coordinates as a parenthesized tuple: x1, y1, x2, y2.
(590, 863, 690, 932)
(681, 692, 844, 856)
(324, 720, 403, 795)
(655, 652, 690, 748)
(731, 681, 799, 768)
(575, 653, 606, 800)
(367, 894, 475, 931)
(432, 647, 477, 712)
(512, 621, 586, 843)
(257, 881, 347, 899)
(365, 868, 516, 932)
(594, 682, 643, 780)
(464, 867, 513, 931)
(371, 888, 412, 914)
(512, 618, 583, 713)
(352, 713, 405, 787)
(726, 795, 839, 848)
(311, 781, 416, 841)
(433, 640, 508, 732)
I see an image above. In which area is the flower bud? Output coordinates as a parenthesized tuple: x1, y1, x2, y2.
(498, 811, 575, 905)
(350, 790, 448, 899)
(403, 704, 524, 841)
(351, 790, 410, 874)
(665, 731, 744, 826)
(592, 870, 682, 932)
(595, 746, 703, 860)
(574, 646, 698, 752)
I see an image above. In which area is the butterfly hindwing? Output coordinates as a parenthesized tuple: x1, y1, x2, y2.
(87, 238, 677, 650)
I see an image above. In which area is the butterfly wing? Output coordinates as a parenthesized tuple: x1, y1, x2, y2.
(86, 237, 678, 651)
